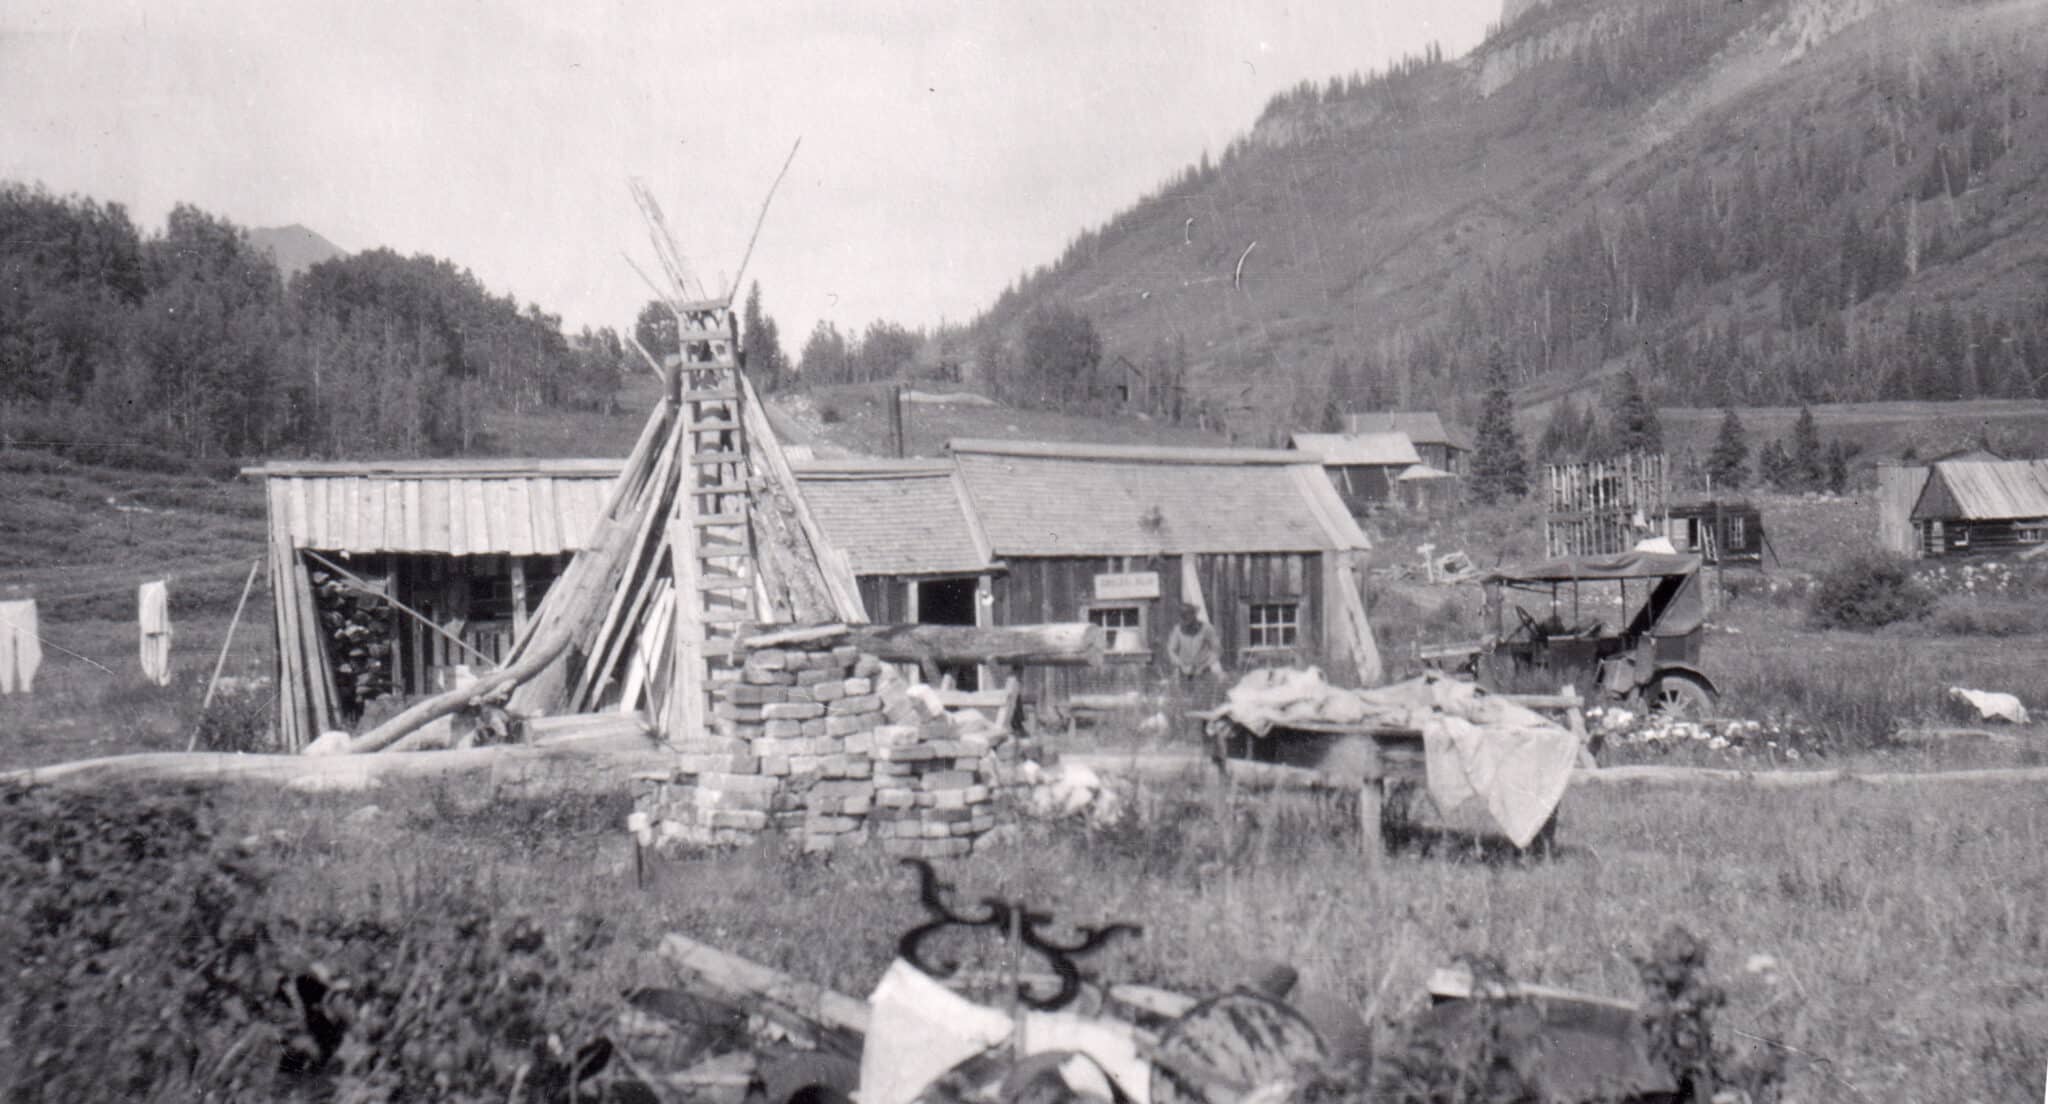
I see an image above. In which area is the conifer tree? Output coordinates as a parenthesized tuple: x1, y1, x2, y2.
(1705, 407, 1749, 491)
(1611, 370, 1664, 457)
(1469, 354, 1529, 505)
(1791, 404, 1824, 490)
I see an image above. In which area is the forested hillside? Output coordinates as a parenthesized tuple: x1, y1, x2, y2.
(0, 184, 631, 466)
(964, 0, 2048, 439)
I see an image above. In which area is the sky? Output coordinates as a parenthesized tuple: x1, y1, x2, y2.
(1, 0, 1497, 346)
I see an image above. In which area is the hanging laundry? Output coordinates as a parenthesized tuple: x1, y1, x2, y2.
(139, 580, 173, 687)
(0, 599, 43, 694)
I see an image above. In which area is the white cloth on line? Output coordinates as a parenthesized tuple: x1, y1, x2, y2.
(139, 580, 173, 687)
(0, 599, 44, 694)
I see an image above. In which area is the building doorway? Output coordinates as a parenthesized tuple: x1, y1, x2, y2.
(915, 577, 979, 690)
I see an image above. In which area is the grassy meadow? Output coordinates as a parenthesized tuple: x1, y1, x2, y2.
(198, 764, 2048, 1103)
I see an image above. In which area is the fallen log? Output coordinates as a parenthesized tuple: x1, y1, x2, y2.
(3, 716, 664, 790)
(844, 623, 1105, 668)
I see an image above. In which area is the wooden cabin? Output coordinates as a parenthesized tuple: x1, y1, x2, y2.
(1910, 459, 2048, 558)
(243, 458, 621, 740)
(1290, 431, 1423, 514)
(1343, 411, 1472, 475)
(793, 458, 997, 687)
(946, 439, 1375, 702)
(1664, 499, 1766, 564)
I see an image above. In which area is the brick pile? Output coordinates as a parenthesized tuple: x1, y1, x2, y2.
(634, 625, 1011, 856)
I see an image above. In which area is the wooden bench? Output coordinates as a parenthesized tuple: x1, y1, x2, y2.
(1196, 688, 1589, 860)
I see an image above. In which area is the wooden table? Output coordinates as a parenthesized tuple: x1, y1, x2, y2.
(1196, 711, 1428, 862)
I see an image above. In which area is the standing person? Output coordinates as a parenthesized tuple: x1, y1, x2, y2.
(1167, 604, 1224, 682)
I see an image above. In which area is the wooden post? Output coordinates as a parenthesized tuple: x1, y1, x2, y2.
(510, 557, 529, 637)
(888, 384, 906, 458)
(1357, 776, 1384, 865)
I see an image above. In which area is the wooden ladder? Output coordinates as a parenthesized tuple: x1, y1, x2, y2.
(669, 300, 755, 742)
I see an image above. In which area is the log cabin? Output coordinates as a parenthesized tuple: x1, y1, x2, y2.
(1910, 459, 2048, 558)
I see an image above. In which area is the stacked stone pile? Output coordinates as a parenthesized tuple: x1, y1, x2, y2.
(634, 625, 1011, 856)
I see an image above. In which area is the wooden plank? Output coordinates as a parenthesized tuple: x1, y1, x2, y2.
(530, 476, 560, 555)
(465, 479, 491, 556)
(669, 517, 706, 742)
(403, 479, 424, 552)
(267, 483, 306, 750)
(656, 932, 870, 1041)
(421, 479, 449, 553)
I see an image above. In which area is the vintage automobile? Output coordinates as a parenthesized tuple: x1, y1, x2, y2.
(1427, 551, 1718, 719)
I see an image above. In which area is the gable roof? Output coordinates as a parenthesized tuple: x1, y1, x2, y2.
(1291, 432, 1422, 467)
(948, 439, 1367, 557)
(1911, 459, 2048, 521)
(1342, 411, 1471, 451)
(241, 459, 622, 556)
(793, 459, 992, 576)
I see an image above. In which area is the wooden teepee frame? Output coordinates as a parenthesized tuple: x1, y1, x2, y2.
(350, 187, 865, 753)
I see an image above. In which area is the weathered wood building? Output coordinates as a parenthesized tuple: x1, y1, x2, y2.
(794, 458, 996, 686)
(1663, 499, 1766, 564)
(1290, 431, 1424, 514)
(243, 458, 620, 741)
(1343, 411, 1471, 476)
(1909, 459, 2048, 557)
(946, 439, 1377, 701)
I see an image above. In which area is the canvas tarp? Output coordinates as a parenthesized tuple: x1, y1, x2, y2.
(1484, 551, 1702, 584)
(1216, 669, 1579, 848)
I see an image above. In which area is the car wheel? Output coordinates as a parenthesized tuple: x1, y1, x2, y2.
(1649, 673, 1713, 720)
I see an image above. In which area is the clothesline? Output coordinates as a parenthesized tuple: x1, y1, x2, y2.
(0, 607, 114, 675)
(0, 554, 265, 604)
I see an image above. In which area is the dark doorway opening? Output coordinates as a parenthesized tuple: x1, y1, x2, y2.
(916, 577, 979, 691)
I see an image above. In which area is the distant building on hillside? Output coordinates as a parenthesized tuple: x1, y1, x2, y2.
(1289, 431, 1425, 514)
(1343, 411, 1472, 475)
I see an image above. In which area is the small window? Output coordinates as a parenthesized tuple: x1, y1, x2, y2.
(1953, 527, 1971, 549)
(1727, 515, 1746, 547)
(1087, 604, 1148, 654)
(2020, 525, 2046, 545)
(1246, 602, 1301, 650)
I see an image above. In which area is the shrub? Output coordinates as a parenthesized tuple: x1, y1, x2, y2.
(1921, 595, 2048, 637)
(193, 685, 275, 752)
(0, 785, 628, 1103)
(1807, 550, 1933, 629)
(819, 404, 843, 423)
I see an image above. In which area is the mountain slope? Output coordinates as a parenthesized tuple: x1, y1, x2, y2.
(968, 0, 2048, 439)
(248, 223, 345, 278)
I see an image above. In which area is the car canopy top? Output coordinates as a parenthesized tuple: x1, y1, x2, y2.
(1483, 550, 1703, 586)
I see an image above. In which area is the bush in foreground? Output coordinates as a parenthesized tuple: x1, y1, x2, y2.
(1807, 550, 1933, 629)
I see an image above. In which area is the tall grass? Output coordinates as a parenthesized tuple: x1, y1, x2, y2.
(218, 767, 2048, 1103)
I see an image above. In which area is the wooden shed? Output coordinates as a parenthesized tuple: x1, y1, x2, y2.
(946, 439, 1378, 702)
(1290, 431, 1424, 514)
(1343, 411, 1472, 475)
(794, 458, 997, 686)
(1910, 459, 2048, 558)
(1663, 499, 1766, 564)
(242, 458, 622, 742)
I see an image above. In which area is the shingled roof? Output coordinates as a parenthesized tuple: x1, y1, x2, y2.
(947, 439, 1368, 557)
(1342, 411, 1472, 452)
(793, 459, 992, 576)
(1290, 431, 1423, 467)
